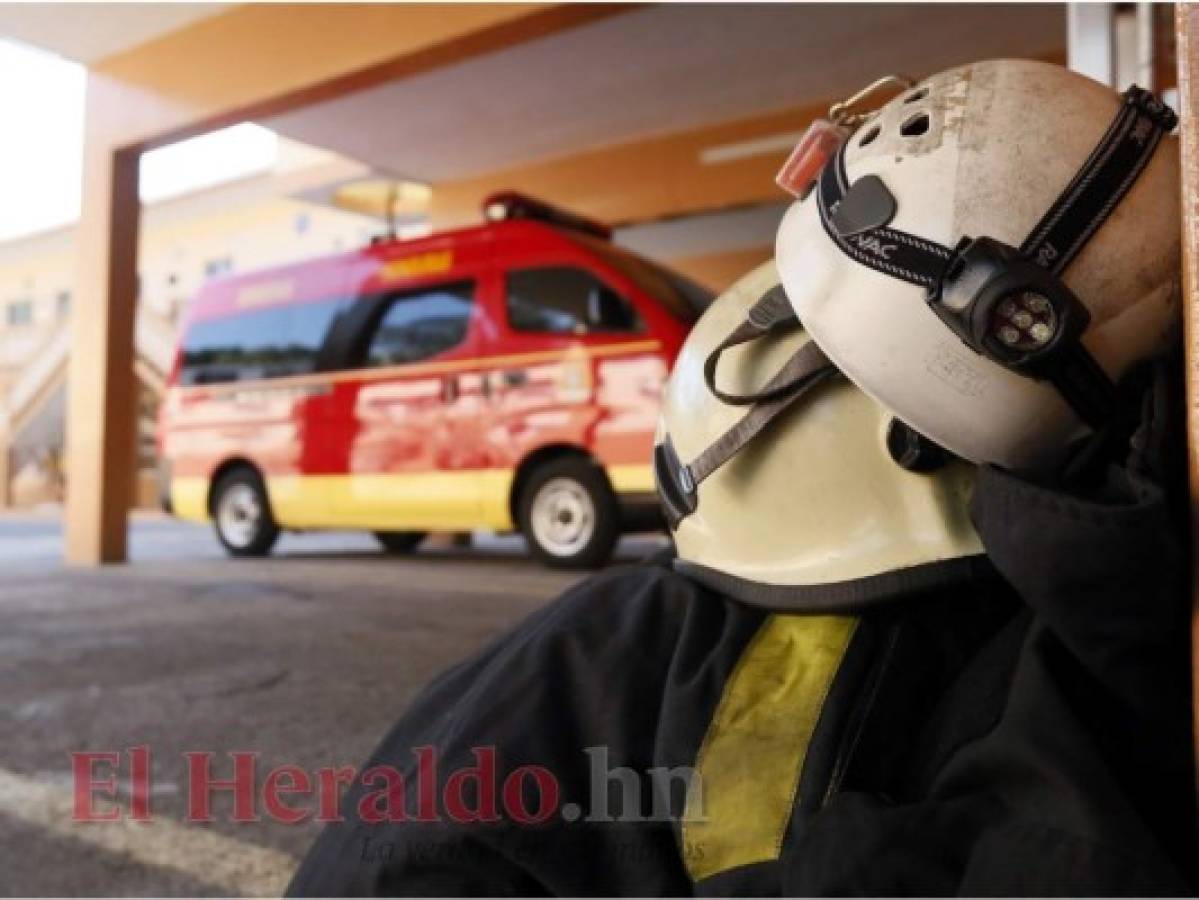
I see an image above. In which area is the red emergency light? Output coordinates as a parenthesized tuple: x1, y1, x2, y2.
(482, 191, 612, 241)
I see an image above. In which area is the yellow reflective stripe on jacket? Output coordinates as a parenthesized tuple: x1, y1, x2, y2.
(683, 614, 857, 882)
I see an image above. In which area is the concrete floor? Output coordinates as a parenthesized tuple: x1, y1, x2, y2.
(0, 514, 666, 895)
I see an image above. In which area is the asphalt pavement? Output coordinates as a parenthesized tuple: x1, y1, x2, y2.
(0, 512, 667, 895)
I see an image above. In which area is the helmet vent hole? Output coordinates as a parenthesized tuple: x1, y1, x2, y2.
(904, 87, 929, 103)
(900, 112, 930, 137)
(858, 125, 881, 147)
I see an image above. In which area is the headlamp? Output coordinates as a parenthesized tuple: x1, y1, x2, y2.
(926, 237, 1090, 377)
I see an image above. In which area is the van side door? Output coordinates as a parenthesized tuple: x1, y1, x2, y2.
(486, 259, 653, 477)
(336, 280, 484, 530)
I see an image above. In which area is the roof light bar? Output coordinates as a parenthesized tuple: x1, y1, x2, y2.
(482, 191, 611, 240)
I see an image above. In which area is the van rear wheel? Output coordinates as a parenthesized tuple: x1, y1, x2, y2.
(518, 458, 619, 569)
(212, 468, 279, 557)
(374, 531, 427, 554)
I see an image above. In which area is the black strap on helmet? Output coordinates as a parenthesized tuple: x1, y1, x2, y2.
(702, 284, 804, 405)
(817, 163, 950, 288)
(691, 340, 835, 486)
(656, 289, 838, 530)
(1020, 87, 1176, 275)
(813, 85, 1176, 431)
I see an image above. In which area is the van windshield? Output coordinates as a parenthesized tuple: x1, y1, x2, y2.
(575, 235, 713, 323)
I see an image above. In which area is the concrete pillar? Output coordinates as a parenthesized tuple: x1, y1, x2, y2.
(1069, 3, 1116, 87)
(64, 90, 141, 564)
(1134, 3, 1156, 91)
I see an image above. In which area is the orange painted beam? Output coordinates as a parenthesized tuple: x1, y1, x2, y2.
(428, 48, 1065, 231)
(671, 246, 775, 294)
(429, 103, 824, 231)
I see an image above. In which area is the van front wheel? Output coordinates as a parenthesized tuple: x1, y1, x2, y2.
(518, 458, 619, 569)
(211, 468, 280, 557)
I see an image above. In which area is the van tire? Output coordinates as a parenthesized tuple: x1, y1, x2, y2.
(374, 531, 427, 554)
(211, 467, 280, 557)
(517, 458, 619, 569)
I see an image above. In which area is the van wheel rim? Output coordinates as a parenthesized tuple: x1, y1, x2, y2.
(530, 478, 595, 557)
(217, 484, 262, 548)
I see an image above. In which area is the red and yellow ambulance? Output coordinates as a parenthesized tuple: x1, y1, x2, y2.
(157, 194, 709, 567)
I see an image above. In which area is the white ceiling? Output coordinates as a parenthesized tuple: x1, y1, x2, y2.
(0, 3, 227, 64)
(265, 3, 1066, 184)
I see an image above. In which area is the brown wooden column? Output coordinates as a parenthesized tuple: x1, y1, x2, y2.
(0, 422, 10, 510)
(64, 84, 141, 564)
(1174, 2, 1199, 772)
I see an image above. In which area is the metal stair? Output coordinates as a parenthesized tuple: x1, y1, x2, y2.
(1, 305, 178, 505)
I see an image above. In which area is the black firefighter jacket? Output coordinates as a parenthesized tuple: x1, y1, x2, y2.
(288, 461, 1196, 896)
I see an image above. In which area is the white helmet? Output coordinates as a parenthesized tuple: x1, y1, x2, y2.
(655, 262, 986, 610)
(777, 59, 1180, 471)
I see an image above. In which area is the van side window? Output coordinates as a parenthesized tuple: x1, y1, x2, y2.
(365, 282, 474, 367)
(506, 267, 642, 335)
(180, 297, 348, 384)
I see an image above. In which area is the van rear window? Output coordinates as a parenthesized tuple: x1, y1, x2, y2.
(571, 234, 713, 323)
(180, 297, 349, 385)
(506, 267, 642, 335)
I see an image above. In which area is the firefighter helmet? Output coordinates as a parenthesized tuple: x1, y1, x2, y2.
(654, 262, 986, 610)
(776, 59, 1180, 471)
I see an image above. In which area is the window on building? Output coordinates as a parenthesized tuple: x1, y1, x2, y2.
(204, 257, 234, 280)
(179, 296, 349, 385)
(363, 282, 474, 367)
(55, 291, 71, 318)
(6, 300, 33, 327)
(506, 266, 642, 335)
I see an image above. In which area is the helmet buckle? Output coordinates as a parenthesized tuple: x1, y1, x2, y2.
(1124, 85, 1179, 131)
(829, 175, 897, 238)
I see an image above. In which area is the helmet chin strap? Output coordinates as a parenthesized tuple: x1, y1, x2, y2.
(656, 287, 839, 530)
(814, 85, 1177, 431)
(702, 284, 806, 405)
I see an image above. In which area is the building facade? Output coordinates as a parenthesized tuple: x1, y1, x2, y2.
(0, 140, 384, 507)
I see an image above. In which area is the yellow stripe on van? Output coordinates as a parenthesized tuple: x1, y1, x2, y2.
(172, 464, 651, 532)
(265, 471, 515, 531)
(607, 464, 655, 494)
(683, 615, 857, 882)
(171, 478, 210, 522)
